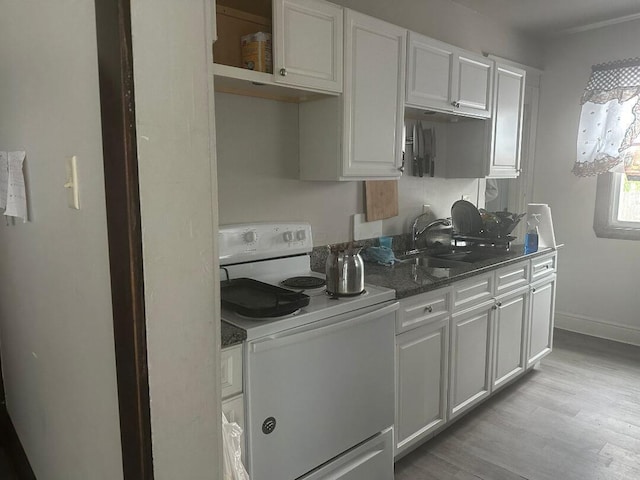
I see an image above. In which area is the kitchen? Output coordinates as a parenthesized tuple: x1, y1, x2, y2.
(0, 0, 639, 479)
(214, 0, 640, 478)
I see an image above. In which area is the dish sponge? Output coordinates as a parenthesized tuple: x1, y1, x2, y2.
(362, 246, 399, 266)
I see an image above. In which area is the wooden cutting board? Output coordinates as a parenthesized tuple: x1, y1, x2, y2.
(365, 180, 399, 221)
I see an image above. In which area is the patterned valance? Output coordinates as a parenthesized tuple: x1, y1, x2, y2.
(573, 58, 640, 177)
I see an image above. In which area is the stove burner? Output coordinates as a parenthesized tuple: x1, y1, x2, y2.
(281, 276, 326, 289)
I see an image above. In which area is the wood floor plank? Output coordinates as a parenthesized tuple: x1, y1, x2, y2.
(394, 329, 640, 480)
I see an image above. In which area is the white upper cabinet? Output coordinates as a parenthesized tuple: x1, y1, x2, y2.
(406, 32, 492, 119)
(299, 9, 406, 180)
(342, 10, 406, 178)
(406, 34, 455, 111)
(273, 0, 343, 93)
(455, 52, 493, 118)
(488, 63, 526, 178)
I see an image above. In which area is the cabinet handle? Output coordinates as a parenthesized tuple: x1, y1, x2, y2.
(279, 68, 287, 77)
(424, 305, 433, 313)
(451, 101, 460, 108)
(398, 153, 405, 173)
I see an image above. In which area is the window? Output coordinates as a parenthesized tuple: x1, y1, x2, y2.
(594, 172, 640, 240)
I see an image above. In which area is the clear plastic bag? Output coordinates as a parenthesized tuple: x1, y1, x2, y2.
(222, 413, 250, 480)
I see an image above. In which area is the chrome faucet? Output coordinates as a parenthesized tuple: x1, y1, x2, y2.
(409, 214, 452, 252)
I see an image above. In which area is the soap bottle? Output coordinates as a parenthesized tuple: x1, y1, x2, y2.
(524, 214, 540, 254)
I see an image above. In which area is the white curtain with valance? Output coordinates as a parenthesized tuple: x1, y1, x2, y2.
(574, 58, 640, 178)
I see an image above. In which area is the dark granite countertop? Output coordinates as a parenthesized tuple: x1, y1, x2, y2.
(222, 321, 246, 348)
(363, 245, 556, 299)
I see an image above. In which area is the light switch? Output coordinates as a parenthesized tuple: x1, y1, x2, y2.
(64, 156, 80, 210)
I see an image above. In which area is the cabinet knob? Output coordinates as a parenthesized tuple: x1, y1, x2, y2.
(279, 68, 287, 77)
(532, 287, 537, 293)
(424, 305, 433, 313)
(492, 305, 498, 310)
(451, 101, 460, 108)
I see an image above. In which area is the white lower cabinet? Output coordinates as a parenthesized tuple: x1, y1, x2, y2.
(221, 344, 245, 461)
(449, 301, 494, 420)
(395, 318, 449, 455)
(394, 252, 558, 459)
(527, 274, 557, 367)
(492, 286, 529, 389)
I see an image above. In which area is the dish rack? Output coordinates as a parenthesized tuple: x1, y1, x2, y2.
(451, 234, 515, 250)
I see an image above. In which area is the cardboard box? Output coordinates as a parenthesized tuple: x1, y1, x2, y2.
(241, 32, 272, 73)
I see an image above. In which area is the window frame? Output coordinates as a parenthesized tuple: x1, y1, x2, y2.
(593, 172, 640, 240)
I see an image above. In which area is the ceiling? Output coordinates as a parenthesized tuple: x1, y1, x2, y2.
(447, 0, 640, 37)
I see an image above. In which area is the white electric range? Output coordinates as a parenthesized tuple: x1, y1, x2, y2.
(219, 222, 397, 480)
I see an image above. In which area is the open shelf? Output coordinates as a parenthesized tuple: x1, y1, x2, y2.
(213, 63, 334, 103)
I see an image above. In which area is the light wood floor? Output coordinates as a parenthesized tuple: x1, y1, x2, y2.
(394, 329, 640, 480)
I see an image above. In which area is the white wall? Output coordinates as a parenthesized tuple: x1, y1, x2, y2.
(131, 0, 222, 478)
(0, 2, 123, 479)
(534, 19, 640, 345)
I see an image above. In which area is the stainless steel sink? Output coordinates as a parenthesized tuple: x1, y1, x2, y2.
(428, 250, 505, 263)
(402, 256, 468, 268)
(399, 248, 505, 266)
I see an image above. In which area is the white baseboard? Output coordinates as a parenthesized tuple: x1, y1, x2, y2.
(555, 311, 640, 347)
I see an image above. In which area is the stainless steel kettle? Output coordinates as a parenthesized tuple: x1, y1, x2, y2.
(325, 243, 365, 297)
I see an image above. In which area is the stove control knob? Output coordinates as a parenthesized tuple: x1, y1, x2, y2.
(296, 229, 306, 241)
(243, 231, 257, 243)
(283, 231, 294, 242)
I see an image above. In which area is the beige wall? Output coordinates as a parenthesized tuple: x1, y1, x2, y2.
(216, 93, 482, 244)
(131, 0, 222, 478)
(534, 19, 640, 344)
(0, 1, 123, 479)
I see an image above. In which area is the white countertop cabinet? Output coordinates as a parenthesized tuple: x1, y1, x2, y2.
(395, 314, 449, 456)
(449, 298, 494, 419)
(406, 32, 492, 119)
(528, 274, 557, 367)
(300, 10, 406, 180)
(394, 252, 558, 459)
(492, 286, 529, 389)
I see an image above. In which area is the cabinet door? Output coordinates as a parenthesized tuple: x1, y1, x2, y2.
(342, 10, 406, 178)
(488, 63, 525, 178)
(405, 32, 455, 111)
(528, 275, 556, 367)
(395, 318, 449, 456)
(274, 0, 343, 93)
(492, 287, 528, 389)
(453, 51, 493, 118)
(449, 301, 493, 419)
(222, 394, 246, 462)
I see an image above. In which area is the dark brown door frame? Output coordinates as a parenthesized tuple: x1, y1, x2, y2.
(94, 1, 154, 479)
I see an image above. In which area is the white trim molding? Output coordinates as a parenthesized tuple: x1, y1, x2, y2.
(555, 311, 640, 347)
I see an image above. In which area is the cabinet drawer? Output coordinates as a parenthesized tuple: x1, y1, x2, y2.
(495, 260, 530, 295)
(452, 272, 494, 312)
(531, 253, 556, 281)
(397, 288, 451, 333)
(221, 344, 242, 400)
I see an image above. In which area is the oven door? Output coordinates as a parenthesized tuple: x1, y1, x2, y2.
(244, 301, 398, 480)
